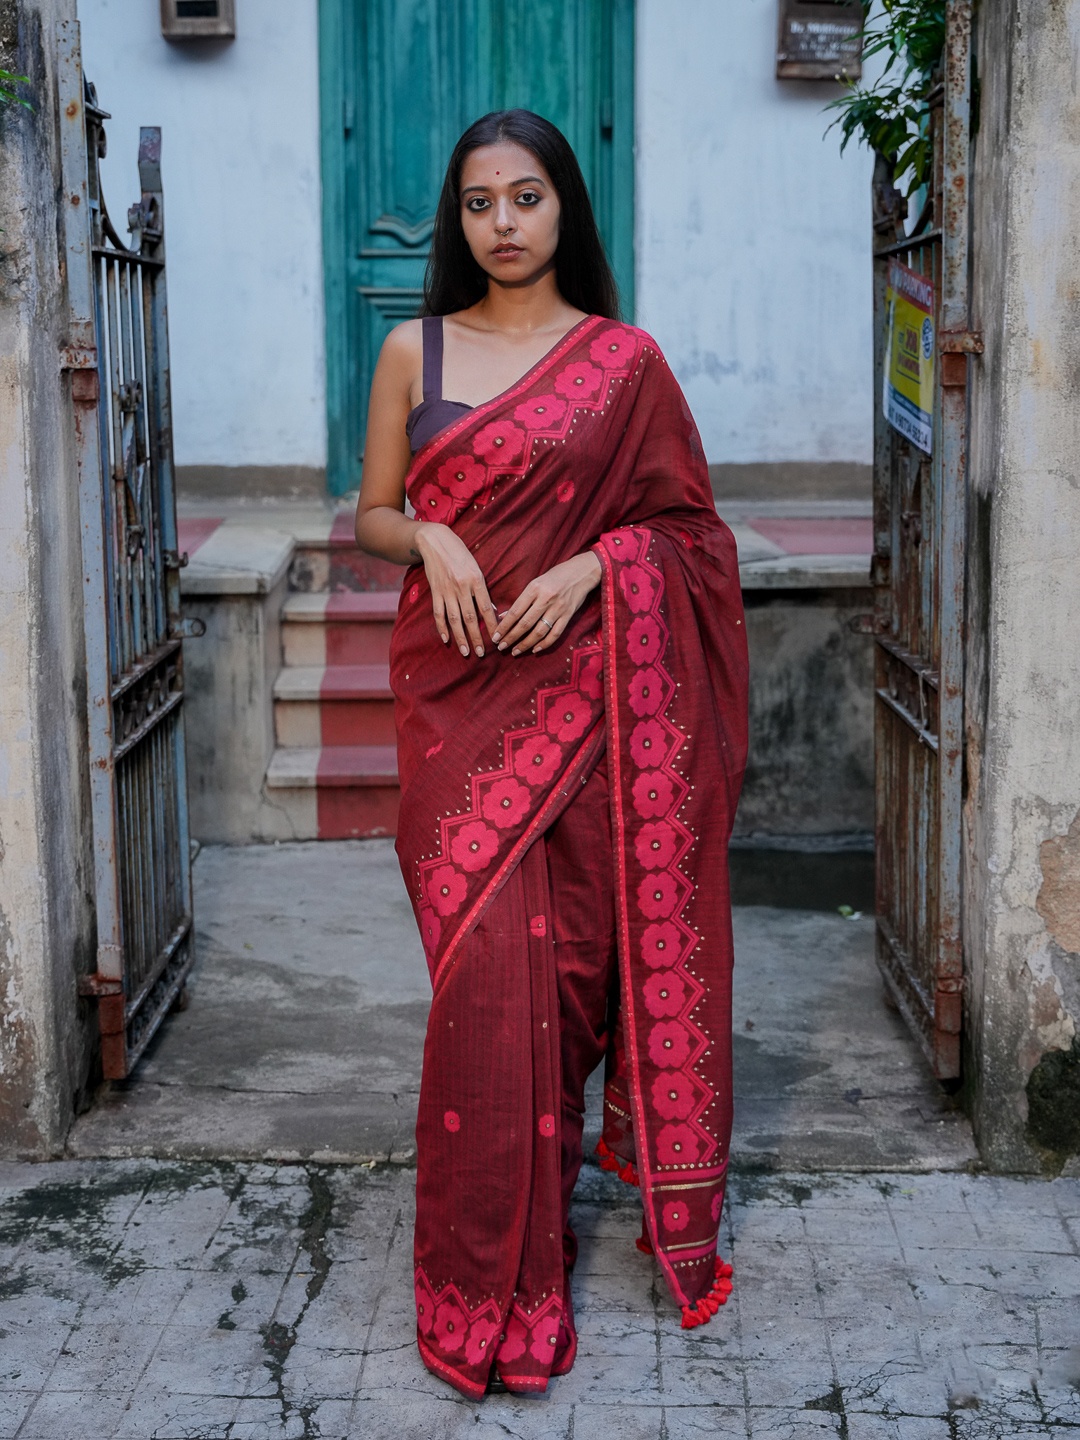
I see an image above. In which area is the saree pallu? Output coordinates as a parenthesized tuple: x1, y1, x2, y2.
(389, 316, 749, 1397)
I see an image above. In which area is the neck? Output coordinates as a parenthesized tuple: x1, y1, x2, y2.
(473, 265, 572, 335)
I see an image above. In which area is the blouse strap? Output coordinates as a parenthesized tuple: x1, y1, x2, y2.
(421, 315, 444, 403)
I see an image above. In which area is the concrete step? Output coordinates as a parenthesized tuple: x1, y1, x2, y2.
(265, 744, 400, 839)
(273, 664, 395, 747)
(281, 591, 399, 667)
(290, 512, 405, 594)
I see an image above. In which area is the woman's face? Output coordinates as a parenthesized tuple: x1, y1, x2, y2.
(458, 141, 560, 288)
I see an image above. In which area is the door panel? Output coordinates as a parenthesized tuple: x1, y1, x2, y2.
(320, 0, 635, 496)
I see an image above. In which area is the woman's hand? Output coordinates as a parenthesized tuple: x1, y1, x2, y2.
(414, 524, 498, 657)
(493, 551, 603, 656)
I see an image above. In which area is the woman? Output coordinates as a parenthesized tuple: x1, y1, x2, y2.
(355, 109, 748, 1398)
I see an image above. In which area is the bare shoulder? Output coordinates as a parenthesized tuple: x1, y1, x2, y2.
(379, 317, 423, 368)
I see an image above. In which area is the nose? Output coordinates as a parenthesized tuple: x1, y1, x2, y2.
(493, 198, 516, 235)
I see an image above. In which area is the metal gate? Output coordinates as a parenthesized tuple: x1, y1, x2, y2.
(59, 24, 199, 1079)
(867, 3, 978, 1080)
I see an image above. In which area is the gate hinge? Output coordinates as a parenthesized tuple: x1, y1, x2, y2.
(171, 617, 206, 639)
(938, 331, 984, 354)
(78, 973, 124, 998)
(163, 549, 189, 570)
(59, 345, 98, 371)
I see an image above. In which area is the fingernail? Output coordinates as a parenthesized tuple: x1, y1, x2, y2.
(492, 633, 501, 644)
(511, 647, 520, 656)
(498, 642, 508, 652)
(460, 645, 469, 656)
(475, 647, 484, 657)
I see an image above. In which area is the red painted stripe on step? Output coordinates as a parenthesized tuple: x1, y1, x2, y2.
(324, 591, 400, 619)
(315, 745, 399, 785)
(744, 517, 873, 556)
(316, 784, 400, 839)
(177, 516, 223, 557)
(329, 511, 357, 546)
(318, 664, 392, 699)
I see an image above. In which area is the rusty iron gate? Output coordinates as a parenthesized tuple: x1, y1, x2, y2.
(58, 24, 199, 1078)
(866, 2, 979, 1079)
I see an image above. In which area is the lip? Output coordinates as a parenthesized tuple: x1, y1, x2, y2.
(491, 244, 523, 256)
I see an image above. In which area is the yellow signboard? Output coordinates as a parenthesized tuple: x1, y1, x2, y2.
(884, 260, 935, 453)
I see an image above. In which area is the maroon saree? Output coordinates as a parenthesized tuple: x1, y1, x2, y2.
(389, 316, 749, 1397)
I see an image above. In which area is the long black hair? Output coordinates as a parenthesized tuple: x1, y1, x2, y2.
(420, 109, 620, 321)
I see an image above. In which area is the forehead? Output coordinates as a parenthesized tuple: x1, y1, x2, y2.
(459, 140, 552, 190)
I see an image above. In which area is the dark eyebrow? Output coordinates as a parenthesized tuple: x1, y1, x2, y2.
(460, 175, 547, 196)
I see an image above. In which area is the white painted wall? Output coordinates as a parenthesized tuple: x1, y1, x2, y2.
(635, 0, 875, 464)
(78, 0, 326, 470)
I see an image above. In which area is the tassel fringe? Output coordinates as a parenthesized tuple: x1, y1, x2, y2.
(595, 1136, 640, 1187)
(679, 1258, 734, 1329)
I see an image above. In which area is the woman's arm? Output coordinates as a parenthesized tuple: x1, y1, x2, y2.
(354, 324, 497, 657)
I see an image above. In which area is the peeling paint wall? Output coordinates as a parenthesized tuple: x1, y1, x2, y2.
(0, 0, 97, 1153)
(965, 0, 1080, 1172)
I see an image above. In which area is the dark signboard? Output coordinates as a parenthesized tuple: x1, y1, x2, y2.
(776, 0, 863, 81)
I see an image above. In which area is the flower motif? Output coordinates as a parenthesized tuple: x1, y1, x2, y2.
(433, 1296, 468, 1352)
(545, 692, 593, 743)
(415, 1275, 436, 1336)
(538, 1113, 555, 1137)
(437, 454, 486, 501)
(554, 361, 603, 400)
(513, 733, 562, 786)
(473, 420, 525, 465)
(630, 720, 669, 771)
(556, 480, 575, 504)
(590, 327, 637, 369)
(632, 770, 676, 820)
(657, 1122, 701, 1165)
(635, 820, 679, 871)
(662, 1199, 690, 1232)
(529, 1315, 561, 1362)
(626, 615, 664, 666)
(643, 969, 687, 1019)
(444, 1110, 461, 1133)
(497, 1313, 528, 1363)
(648, 1020, 691, 1070)
(419, 906, 441, 955)
(465, 1316, 501, 1366)
(618, 564, 656, 615)
(641, 920, 682, 968)
(427, 863, 467, 916)
(450, 820, 499, 872)
(603, 530, 640, 562)
(413, 483, 456, 524)
(651, 1069, 697, 1121)
(628, 666, 664, 717)
(480, 776, 531, 829)
(578, 653, 604, 700)
(514, 393, 567, 430)
(637, 871, 680, 920)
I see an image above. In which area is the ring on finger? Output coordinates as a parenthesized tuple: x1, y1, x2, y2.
(538, 617, 553, 631)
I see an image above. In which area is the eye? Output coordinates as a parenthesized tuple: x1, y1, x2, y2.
(516, 190, 541, 206)
(465, 196, 490, 213)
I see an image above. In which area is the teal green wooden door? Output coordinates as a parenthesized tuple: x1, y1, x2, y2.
(319, 0, 634, 496)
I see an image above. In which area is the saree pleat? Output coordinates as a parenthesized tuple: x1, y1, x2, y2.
(392, 317, 749, 1396)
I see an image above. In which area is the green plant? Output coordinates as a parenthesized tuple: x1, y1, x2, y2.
(827, 1, 946, 194)
(0, 69, 32, 111)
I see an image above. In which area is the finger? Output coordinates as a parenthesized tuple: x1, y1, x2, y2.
(532, 612, 569, 654)
(473, 578, 499, 637)
(493, 591, 533, 647)
(431, 594, 450, 646)
(507, 601, 551, 655)
(444, 598, 471, 657)
(459, 591, 485, 657)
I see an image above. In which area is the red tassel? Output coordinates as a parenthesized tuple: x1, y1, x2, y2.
(595, 1137, 640, 1188)
(679, 1256, 734, 1329)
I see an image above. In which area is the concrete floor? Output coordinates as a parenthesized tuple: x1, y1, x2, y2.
(69, 840, 976, 1173)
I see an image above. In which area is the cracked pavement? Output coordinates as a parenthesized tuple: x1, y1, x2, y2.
(0, 1161, 1077, 1437)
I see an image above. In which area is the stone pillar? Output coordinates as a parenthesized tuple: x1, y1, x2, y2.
(965, 0, 1080, 1171)
(0, 0, 97, 1154)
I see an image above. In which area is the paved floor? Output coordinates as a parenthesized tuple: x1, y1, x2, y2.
(68, 842, 976, 1172)
(0, 1159, 1077, 1439)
